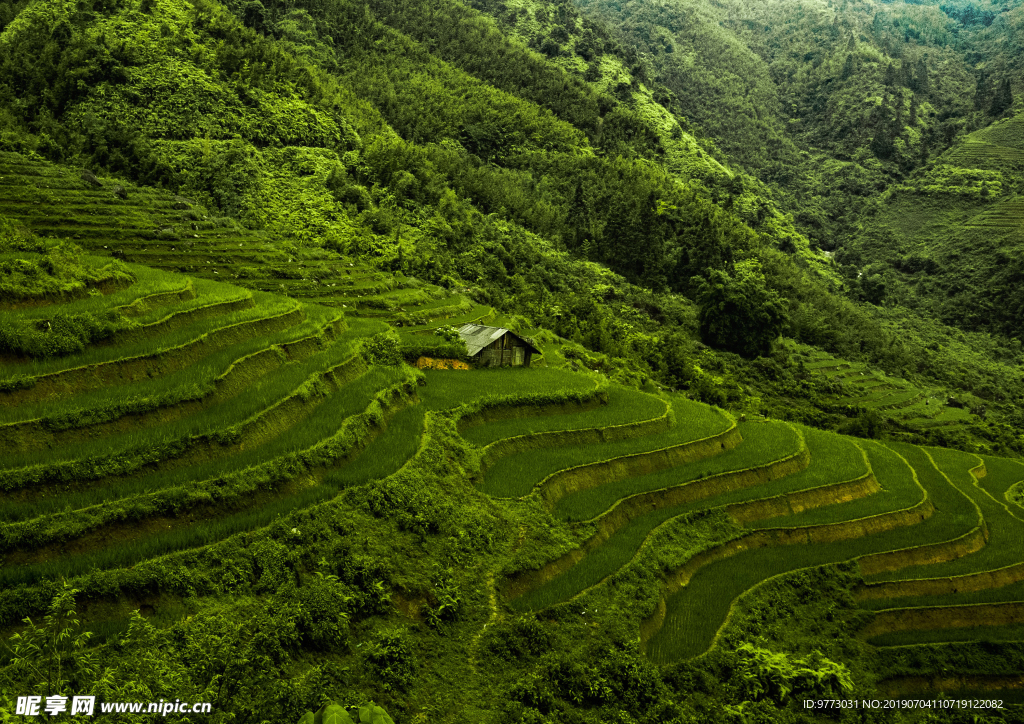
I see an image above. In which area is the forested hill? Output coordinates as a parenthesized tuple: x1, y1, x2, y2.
(0, 0, 1023, 433)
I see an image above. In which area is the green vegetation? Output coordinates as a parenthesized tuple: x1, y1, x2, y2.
(2, 0, 1024, 716)
(480, 394, 731, 498)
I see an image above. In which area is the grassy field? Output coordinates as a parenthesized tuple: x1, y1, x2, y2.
(976, 454, 1024, 507)
(0, 366, 404, 523)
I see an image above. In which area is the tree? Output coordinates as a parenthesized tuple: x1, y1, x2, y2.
(974, 70, 991, 111)
(840, 53, 854, 81)
(989, 78, 1013, 116)
(0, 581, 102, 699)
(693, 260, 788, 358)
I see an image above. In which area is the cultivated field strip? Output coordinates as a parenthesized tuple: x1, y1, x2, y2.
(0, 308, 354, 450)
(0, 336, 368, 497)
(0, 365, 421, 588)
(640, 441, 976, 662)
(0, 151, 469, 328)
(855, 449, 1024, 635)
(787, 341, 972, 430)
(509, 425, 866, 612)
(976, 455, 1024, 515)
(480, 397, 734, 498)
(468, 386, 670, 468)
(549, 420, 798, 521)
(0, 366, 413, 568)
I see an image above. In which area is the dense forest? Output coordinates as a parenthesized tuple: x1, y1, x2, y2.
(1, 0, 1023, 717)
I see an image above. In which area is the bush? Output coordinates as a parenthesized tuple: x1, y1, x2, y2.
(364, 628, 415, 692)
(296, 573, 351, 651)
(0, 311, 124, 358)
(362, 331, 403, 366)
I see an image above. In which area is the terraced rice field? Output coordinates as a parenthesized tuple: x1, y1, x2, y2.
(787, 341, 975, 431)
(942, 116, 1024, 171)
(0, 151, 498, 337)
(0, 259, 429, 593)
(966, 199, 1024, 229)
(449, 379, 1024, 683)
(5, 149, 1024, 702)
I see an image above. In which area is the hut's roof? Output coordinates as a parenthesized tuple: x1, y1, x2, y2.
(457, 324, 540, 356)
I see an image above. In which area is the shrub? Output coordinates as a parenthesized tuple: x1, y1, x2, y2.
(0, 311, 124, 358)
(362, 331, 403, 366)
(297, 573, 352, 651)
(363, 628, 415, 692)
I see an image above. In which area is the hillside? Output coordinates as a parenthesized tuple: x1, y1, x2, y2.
(3, 224, 1024, 721)
(1, 0, 1024, 718)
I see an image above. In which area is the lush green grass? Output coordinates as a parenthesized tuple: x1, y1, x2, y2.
(862, 389, 922, 409)
(553, 420, 801, 522)
(460, 384, 666, 447)
(481, 396, 732, 498)
(861, 578, 1024, 611)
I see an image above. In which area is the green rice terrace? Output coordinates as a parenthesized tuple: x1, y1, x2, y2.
(3, 151, 1024, 719)
(941, 114, 1024, 172)
(785, 341, 978, 431)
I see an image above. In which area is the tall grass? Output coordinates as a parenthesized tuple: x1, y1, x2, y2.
(860, 578, 1024, 611)
(321, 404, 425, 489)
(867, 447, 1016, 582)
(482, 396, 732, 498)
(977, 454, 1024, 503)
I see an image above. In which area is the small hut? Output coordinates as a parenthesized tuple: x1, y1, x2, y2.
(458, 324, 539, 367)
